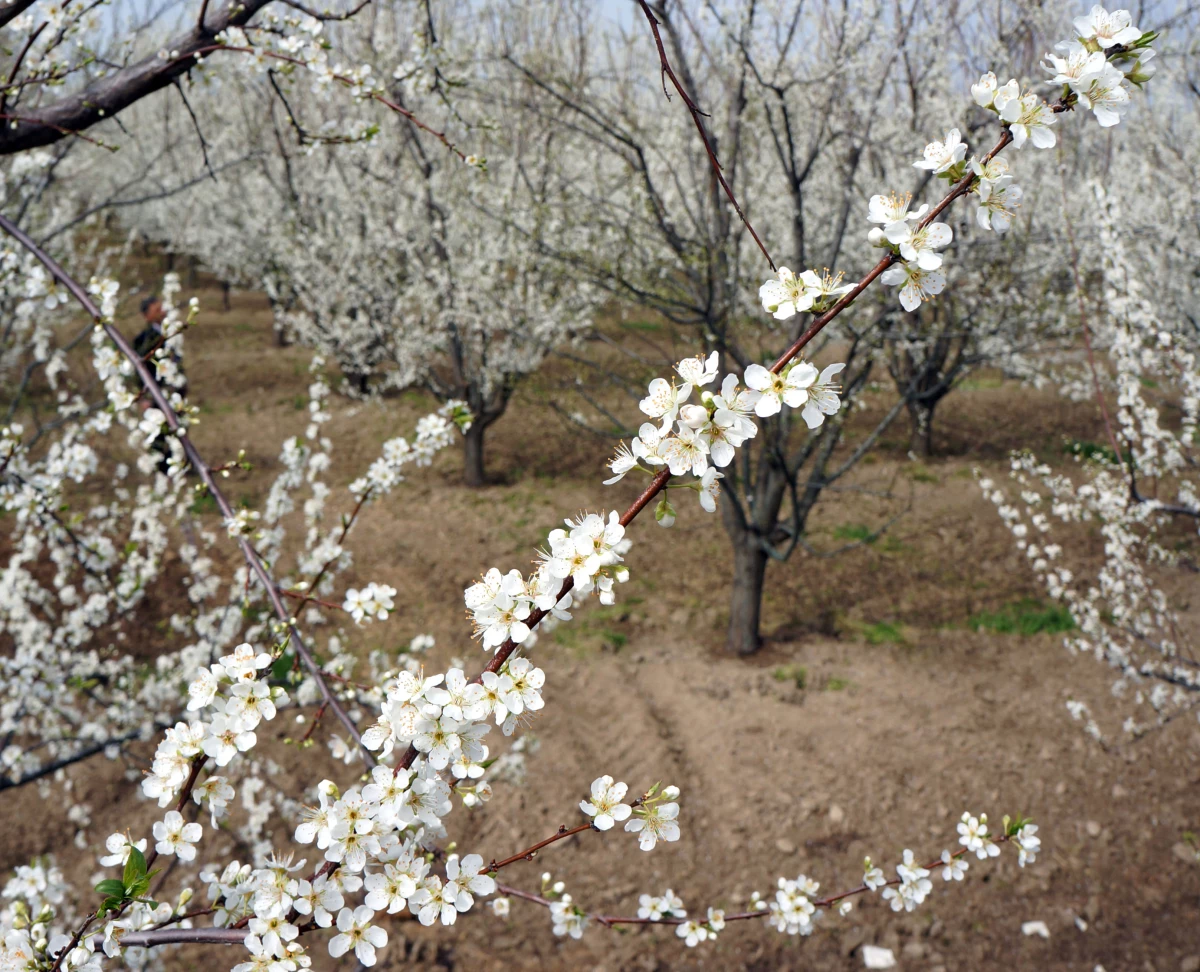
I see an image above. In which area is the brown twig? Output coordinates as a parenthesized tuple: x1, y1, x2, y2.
(485, 822, 594, 874)
(390, 112, 1055, 779)
(177, 44, 467, 161)
(498, 837, 1013, 930)
(634, 0, 776, 271)
(299, 701, 328, 742)
(280, 588, 345, 612)
(0, 20, 47, 117)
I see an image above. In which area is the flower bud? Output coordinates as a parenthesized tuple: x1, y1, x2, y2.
(654, 496, 676, 528)
(867, 227, 886, 247)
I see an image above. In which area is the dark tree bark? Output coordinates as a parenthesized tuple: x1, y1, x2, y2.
(719, 454, 789, 656)
(907, 398, 937, 457)
(459, 384, 510, 487)
(462, 418, 488, 488)
(726, 534, 770, 655)
(0, 0, 276, 156)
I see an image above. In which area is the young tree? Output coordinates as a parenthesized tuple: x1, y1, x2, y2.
(984, 60, 1200, 740)
(511, 0, 1061, 651)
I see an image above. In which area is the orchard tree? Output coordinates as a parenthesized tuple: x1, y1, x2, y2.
(512, 0, 1077, 652)
(120, 9, 602, 486)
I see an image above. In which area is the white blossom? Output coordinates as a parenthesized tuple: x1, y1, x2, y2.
(579, 776, 632, 830)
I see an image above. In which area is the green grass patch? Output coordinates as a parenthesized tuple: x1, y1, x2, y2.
(619, 319, 664, 333)
(959, 376, 1004, 391)
(772, 664, 807, 689)
(823, 675, 851, 691)
(833, 523, 875, 544)
(1063, 438, 1135, 468)
(861, 621, 904, 645)
(968, 598, 1075, 636)
(907, 464, 939, 484)
(1064, 438, 1119, 464)
(600, 628, 627, 651)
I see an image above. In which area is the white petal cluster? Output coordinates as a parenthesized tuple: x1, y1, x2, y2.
(343, 582, 397, 624)
(609, 352, 846, 515)
(754, 872, 820, 936)
(874, 8, 1153, 315)
(624, 784, 681, 851)
(637, 887, 686, 920)
(881, 849, 933, 912)
(579, 775, 632, 831)
(957, 811, 1001, 860)
(463, 510, 630, 651)
(759, 267, 854, 321)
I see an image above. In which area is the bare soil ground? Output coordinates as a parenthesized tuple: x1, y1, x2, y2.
(3, 268, 1199, 971)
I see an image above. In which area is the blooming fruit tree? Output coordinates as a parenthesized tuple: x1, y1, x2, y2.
(0, 2, 1168, 970)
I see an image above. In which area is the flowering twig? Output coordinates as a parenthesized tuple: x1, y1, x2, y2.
(386, 85, 1089, 787)
(485, 823, 595, 874)
(498, 837, 1013, 932)
(0, 210, 375, 767)
(176, 44, 467, 161)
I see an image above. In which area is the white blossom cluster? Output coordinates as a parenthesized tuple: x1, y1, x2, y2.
(464, 512, 631, 651)
(605, 350, 846, 522)
(495, 809, 1037, 949)
(0, 311, 457, 797)
(0, 275, 207, 792)
(850, 6, 1157, 313)
(121, 16, 596, 481)
(0, 2, 1157, 967)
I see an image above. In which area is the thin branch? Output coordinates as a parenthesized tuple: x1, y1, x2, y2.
(634, 0, 776, 271)
(280, 0, 372, 21)
(0, 210, 374, 768)
(172, 79, 217, 181)
(0, 0, 279, 155)
(499, 836, 1013, 930)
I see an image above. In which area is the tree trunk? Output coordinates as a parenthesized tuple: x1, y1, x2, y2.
(726, 536, 769, 656)
(462, 419, 488, 488)
(907, 399, 936, 458)
(459, 387, 511, 488)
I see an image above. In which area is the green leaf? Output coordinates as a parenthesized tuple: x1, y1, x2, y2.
(123, 846, 147, 887)
(94, 879, 126, 899)
(270, 651, 296, 681)
(97, 895, 125, 917)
